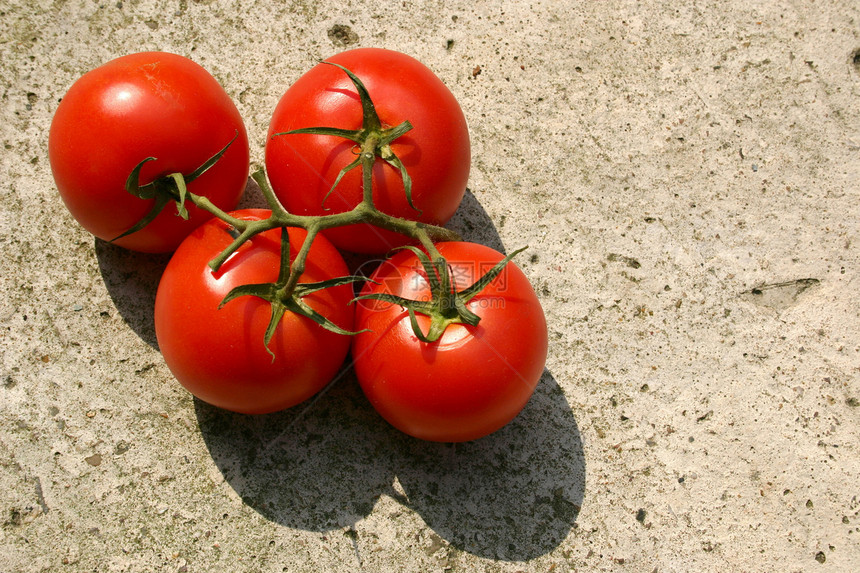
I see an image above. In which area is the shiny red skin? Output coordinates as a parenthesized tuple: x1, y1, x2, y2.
(155, 210, 354, 414)
(265, 48, 470, 254)
(49, 52, 249, 253)
(352, 242, 548, 442)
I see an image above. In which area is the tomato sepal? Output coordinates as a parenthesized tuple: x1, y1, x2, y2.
(219, 277, 367, 360)
(325, 61, 382, 131)
(459, 245, 529, 301)
(112, 131, 239, 243)
(270, 61, 419, 214)
(279, 125, 363, 143)
(354, 245, 529, 343)
(218, 226, 367, 359)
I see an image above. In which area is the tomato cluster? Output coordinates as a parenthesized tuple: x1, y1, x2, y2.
(50, 49, 547, 442)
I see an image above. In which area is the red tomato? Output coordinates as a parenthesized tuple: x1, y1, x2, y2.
(49, 52, 249, 253)
(155, 209, 355, 414)
(265, 48, 470, 254)
(352, 242, 548, 442)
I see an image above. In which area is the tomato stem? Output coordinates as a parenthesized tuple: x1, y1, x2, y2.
(117, 62, 520, 346)
(190, 194, 248, 230)
(250, 164, 290, 219)
(280, 225, 318, 299)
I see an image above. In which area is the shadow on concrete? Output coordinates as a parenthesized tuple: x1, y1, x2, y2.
(93, 176, 269, 350)
(390, 369, 584, 560)
(395, 192, 584, 560)
(446, 188, 507, 254)
(196, 368, 583, 561)
(95, 238, 170, 349)
(194, 366, 395, 531)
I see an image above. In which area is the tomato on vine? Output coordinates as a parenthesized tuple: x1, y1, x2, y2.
(352, 242, 548, 442)
(155, 209, 356, 414)
(49, 52, 249, 253)
(57, 51, 549, 441)
(265, 48, 470, 254)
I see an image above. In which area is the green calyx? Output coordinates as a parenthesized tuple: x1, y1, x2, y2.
(354, 245, 528, 343)
(271, 62, 418, 213)
(114, 130, 239, 242)
(217, 226, 366, 360)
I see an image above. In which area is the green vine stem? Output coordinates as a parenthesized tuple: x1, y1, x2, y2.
(200, 151, 461, 278)
(118, 61, 522, 349)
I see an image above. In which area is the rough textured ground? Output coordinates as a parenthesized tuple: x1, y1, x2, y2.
(1, 0, 859, 571)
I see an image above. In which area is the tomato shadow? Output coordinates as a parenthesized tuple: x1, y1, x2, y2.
(194, 365, 399, 531)
(391, 369, 584, 561)
(195, 366, 584, 561)
(95, 238, 170, 349)
(93, 177, 270, 350)
(445, 188, 507, 254)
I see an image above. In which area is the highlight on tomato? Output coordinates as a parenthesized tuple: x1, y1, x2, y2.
(265, 47, 470, 254)
(49, 51, 249, 253)
(154, 210, 356, 415)
(351, 241, 548, 442)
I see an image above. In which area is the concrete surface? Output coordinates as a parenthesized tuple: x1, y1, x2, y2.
(1, 0, 859, 571)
